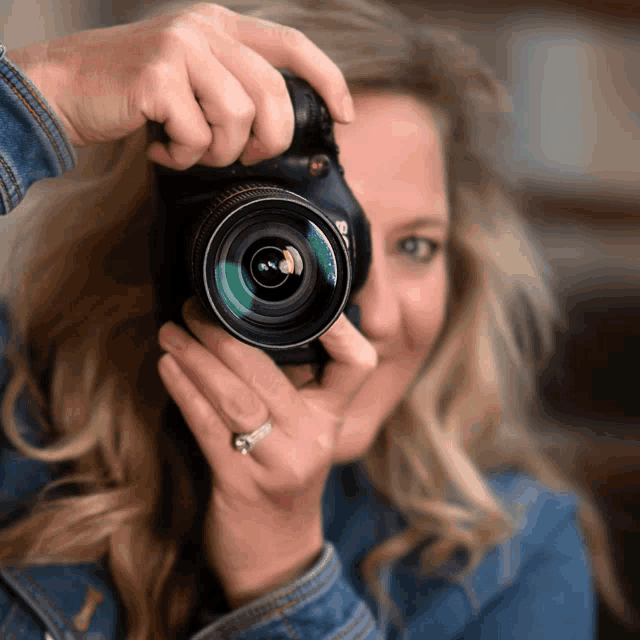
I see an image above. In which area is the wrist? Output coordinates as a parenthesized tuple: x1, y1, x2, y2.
(6, 45, 79, 147)
(224, 541, 324, 609)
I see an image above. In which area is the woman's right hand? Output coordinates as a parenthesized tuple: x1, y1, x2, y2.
(6, 2, 355, 169)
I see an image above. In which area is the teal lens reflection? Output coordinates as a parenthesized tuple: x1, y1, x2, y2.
(215, 261, 254, 318)
(306, 223, 336, 286)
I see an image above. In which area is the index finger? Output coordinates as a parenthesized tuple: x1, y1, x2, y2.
(314, 313, 378, 403)
(217, 8, 355, 123)
(181, 298, 306, 424)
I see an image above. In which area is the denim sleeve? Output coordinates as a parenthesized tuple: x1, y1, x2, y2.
(0, 42, 77, 216)
(458, 503, 595, 640)
(190, 542, 378, 640)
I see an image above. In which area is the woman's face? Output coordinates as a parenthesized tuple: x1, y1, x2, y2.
(329, 91, 451, 463)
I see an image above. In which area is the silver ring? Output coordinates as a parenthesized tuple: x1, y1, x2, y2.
(233, 420, 273, 455)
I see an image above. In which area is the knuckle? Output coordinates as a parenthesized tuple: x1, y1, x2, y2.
(186, 127, 212, 150)
(281, 462, 311, 489)
(143, 58, 176, 87)
(209, 4, 238, 24)
(158, 24, 190, 50)
(268, 70, 289, 98)
(237, 100, 257, 124)
(357, 348, 378, 371)
(218, 98, 256, 124)
(218, 390, 264, 422)
(260, 102, 295, 156)
(276, 25, 306, 48)
(194, 3, 230, 18)
(183, 383, 207, 415)
(275, 126, 295, 155)
(188, 3, 215, 15)
(197, 128, 213, 149)
(280, 441, 332, 489)
(185, 321, 214, 350)
(261, 137, 290, 159)
(283, 382, 302, 408)
(176, 5, 218, 25)
(309, 440, 333, 470)
(215, 332, 245, 362)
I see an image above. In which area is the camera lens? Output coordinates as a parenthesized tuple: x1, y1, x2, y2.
(189, 184, 351, 349)
(250, 246, 290, 288)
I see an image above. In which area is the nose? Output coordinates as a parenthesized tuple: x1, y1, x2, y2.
(352, 246, 402, 344)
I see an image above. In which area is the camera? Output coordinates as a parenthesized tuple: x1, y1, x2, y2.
(149, 70, 371, 374)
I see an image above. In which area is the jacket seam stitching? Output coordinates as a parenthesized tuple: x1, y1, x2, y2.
(1, 567, 77, 638)
(330, 603, 375, 640)
(261, 566, 340, 620)
(0, 569, 63, 640)
(0, 68, 66, 170)
(0, 152, 22, 203)
(282, 555, 338, 603)
(0, 601, 19, 635)
(208, 556, 340, 635)
(252, 559, 340, 623)
(276, 615, 301, 640)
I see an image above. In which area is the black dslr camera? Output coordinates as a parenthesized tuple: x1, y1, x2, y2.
(149, 70, 371, 375)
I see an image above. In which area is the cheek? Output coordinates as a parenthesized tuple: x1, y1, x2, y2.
(400, 260, 449, 351)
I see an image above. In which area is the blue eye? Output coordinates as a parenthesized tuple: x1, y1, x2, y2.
(398, 236, 440, 263)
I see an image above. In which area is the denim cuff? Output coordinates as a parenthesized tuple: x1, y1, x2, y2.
(190, 542, 377, 640)
(0, 42, 77, 215)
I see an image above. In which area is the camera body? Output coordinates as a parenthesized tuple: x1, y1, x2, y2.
(149, 70, 371, 370)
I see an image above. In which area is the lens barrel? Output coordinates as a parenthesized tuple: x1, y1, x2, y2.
(188, 183, 351, 349)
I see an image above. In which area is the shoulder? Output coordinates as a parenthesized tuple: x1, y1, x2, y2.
(459, 469, 591, 616)
(486, 469, 582, 552)
(324, 464, 593, 636)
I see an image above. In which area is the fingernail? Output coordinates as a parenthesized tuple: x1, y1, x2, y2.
(342, 94, 355, 122)
(159, 322, 186, 351)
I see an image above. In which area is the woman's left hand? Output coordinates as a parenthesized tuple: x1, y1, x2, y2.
(156, 297, 377, 608)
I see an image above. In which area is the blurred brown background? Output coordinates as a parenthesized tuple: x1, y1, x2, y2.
(2, 0, 640, 636)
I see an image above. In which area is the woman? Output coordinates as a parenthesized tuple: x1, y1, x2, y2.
(0, 0, 632, 638)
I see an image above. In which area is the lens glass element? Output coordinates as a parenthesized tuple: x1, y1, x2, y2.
(250, 246, 291, 288)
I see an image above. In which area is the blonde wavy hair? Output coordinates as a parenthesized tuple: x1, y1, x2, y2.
(0, 0, 633, 638)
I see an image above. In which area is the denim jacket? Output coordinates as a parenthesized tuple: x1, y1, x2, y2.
(0, 47, 595, 639)
(0, 44, 76, 215)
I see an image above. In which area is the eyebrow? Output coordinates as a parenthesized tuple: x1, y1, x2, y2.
(394, 217, 449, 232)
